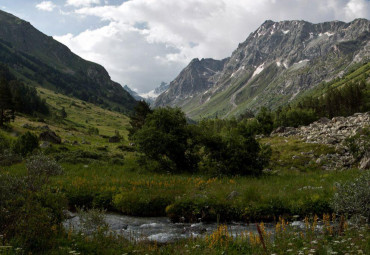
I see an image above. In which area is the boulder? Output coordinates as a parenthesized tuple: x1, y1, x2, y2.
(39, 130, 61, 144)
(317, 117, 330, 124)
(359, 154, 370, 170)
(271, 126, 286, 134)
(109, 136, 121, 143)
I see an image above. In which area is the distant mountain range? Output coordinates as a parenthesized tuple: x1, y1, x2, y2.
(154, 19, 370, 119)
(124, 82, 169, 105)
(0, 10, 136, 113)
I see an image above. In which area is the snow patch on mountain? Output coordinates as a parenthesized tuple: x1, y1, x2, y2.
(252, 63, 265, 78)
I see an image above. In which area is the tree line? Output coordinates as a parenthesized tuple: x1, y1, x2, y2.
(0, 64, 49, 127)
(237, 75, 370, 135)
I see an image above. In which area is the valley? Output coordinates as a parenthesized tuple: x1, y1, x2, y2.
(0, 7, 369, 255)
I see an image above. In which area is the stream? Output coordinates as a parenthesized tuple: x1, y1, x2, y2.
(64, 212, 280, 243)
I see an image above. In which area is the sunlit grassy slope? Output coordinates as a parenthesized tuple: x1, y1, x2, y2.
(3, 87, 131, 155)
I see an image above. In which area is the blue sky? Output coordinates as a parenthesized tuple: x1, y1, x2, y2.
(1, 0, 369, 93)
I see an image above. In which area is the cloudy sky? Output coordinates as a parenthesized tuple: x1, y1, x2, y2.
(1, 0, 369, 93)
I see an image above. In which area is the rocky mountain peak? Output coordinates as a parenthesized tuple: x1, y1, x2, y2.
(155, 18, 369, 119)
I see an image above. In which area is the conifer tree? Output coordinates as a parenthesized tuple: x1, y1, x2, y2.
(0, 78, 14, 127)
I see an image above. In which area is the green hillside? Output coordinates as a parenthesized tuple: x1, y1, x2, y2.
(0, 10, 137, 113)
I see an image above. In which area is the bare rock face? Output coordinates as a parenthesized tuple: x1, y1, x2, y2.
(155, 58, 228, 108)
(272, 112, 370, 170)
(155, 19, 370, 119)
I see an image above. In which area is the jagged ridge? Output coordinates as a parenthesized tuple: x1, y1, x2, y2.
(155, 19, 370, 119)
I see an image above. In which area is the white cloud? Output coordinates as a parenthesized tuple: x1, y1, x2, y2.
(36, 1, 57, 12)
(345, 0, 369, 20)
(66, 0, 101, 7)
(55, 0, 370, 92)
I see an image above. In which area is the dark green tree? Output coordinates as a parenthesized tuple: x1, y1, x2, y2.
(133, 107, 195, 172)
(256, 107, 273, 135)
(12, 132, 39, 156)
(128, 100, 153, 138)
(0, 78, 14, 127)
(199, 127, 270, 176)
(60, 107, 67, 119)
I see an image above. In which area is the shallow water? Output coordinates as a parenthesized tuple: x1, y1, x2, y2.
(63, 212, 276, 243)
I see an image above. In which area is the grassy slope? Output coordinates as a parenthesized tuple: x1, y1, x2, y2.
(1, 87, 131, 153)
(185, 61, 369, 120)
(293, 61, 370, 102)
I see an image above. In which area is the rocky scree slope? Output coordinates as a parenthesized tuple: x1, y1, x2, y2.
(271, 112, 370, 170)
(155, 19, 370, 119)
(0, 10, 136, 112)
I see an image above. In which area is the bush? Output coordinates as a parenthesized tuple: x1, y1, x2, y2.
(133, 107, 195, 173)
(0, 149, 22, 166)
(344, 127, 370, 161)
(331, 171, 370, 221)
(0, 156, 66, 252)
(77, 207, 109, 235)
(199, 129, 270, 176)
(0, 132, 10, 153)
(113, 191, 172, 216)
(26, 154, 64, 190)
(54, 150, 103, 164)
(12, 131, 39, 156)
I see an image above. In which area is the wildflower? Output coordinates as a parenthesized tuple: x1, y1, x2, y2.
(358, 250, 364, 254)
(286, 249, 293, 252)
(288, 242, 293, 246)
(311, 240, 318, 244)
(309, 249, 316, 253)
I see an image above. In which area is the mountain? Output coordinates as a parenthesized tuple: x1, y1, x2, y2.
(154, 19, 370, 119)
(139, 82, 170, 105)
(123, 85, 144, 101)
(0, 10, 137, 113)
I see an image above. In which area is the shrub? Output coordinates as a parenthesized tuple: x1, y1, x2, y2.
(54, 150, 103, 164)
(331, 171, 370, 222)
(113, 191, 172, 216)
(344, 127, 370, 161)
(12, 131, 39, 156)
(133, 107, 195, 173)
(87, 127, 99, 135)
(0, 149, 22, 166)
(26, 154, 64, 190)
(77, 207, 109, 235)
(0, 132, 10, 153)
(0, 173, 66, 252)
